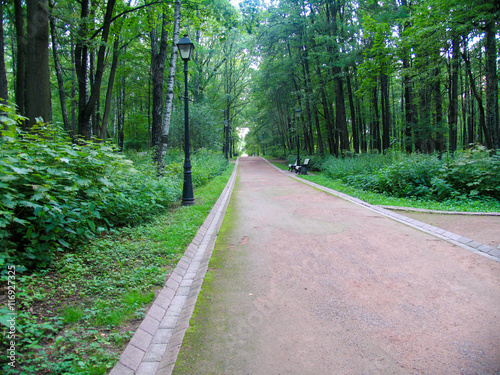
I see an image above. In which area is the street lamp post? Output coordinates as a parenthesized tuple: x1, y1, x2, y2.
(295, 107, 302, 166)
(224, 120, 229, 159)
(177, 35, 195, 206)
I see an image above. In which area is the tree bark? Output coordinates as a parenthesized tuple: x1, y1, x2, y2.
(25, 0, 51, 126)
(485, 20, 499, 149)
(159, 0, 181, 169)
(0, 1, 8, 103)
(75, 0, 90, 137)
(301, 45, 316, 154)
(433, 66, 444, 153)
(49, 0, 69, 132)
(346, 72, 358, 154)
(150, 11, 168, 165)
(117, 75, 125, 151)
(462, 46, 491, 149)
(448, 33, 459, 152)
(371, 84, 381, 152)
(315, 62, 335, 155)
(14, 0, 26, 116)
(380, 72, 390, 152)
(100, 38, 120, 140)
(76, 0, 117, 139)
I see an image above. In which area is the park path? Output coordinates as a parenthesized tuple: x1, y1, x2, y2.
(171, 156, 500, 375)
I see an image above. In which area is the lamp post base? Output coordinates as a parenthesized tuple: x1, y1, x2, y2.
(182, 198, 195, 206)
(182, 170, 195, 206)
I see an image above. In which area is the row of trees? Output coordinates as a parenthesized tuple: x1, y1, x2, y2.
(0, 0, 252, 165)
(244, 0, 500, 157)
(2, 0, 498, 162)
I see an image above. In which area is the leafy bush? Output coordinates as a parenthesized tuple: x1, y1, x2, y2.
(358, 154, 445, 199)
(0, 121, 183, 269)
(320, 153, 394, 180)
(191, 149, 229, 187)
(442, 146, 500, 200)
(317, 150, 500, 203)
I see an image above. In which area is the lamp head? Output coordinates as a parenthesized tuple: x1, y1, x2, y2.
(177, 34, 195, 61)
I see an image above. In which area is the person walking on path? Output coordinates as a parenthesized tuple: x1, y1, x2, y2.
(172, 156, 500, 375)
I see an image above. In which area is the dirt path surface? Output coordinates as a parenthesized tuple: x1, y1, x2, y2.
(392, 211, 500, 250)
(173, 156, 500, 375)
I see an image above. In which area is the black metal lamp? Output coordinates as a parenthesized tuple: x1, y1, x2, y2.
(177, 35, 195, 205)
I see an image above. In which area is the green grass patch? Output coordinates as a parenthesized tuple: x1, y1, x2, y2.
(173, 184, 239, 374)
(0, 164, 235, 374)
(300, 174, 500, 212)
(271, 157, 500, 213)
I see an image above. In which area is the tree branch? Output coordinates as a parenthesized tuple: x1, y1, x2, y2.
(89, 1, 162, 40)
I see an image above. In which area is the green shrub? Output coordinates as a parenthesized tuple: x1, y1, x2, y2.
(370, 154, 445, 199)
(317, 150, 499, 203)
(0, 115, 181, 269)
(0, 107, 229, 271)
(320, 153, 394, 180)
(442, 146, 500, 200)
(191, 149, 229, 187)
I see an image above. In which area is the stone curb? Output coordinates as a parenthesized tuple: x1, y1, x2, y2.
(109, 159, 239, 375)
(264, 158, 500, 263)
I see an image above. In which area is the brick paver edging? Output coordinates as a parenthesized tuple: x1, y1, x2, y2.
(109, 159, 239, 375)
(264, 158, 500, 262)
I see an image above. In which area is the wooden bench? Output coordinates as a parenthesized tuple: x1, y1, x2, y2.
(296, 158, 310, 175)
(288, 158, 310, 175)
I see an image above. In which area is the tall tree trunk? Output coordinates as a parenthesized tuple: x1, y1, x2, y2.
(49, 0, 69, 132)
(76, 0, 116, 139)
(346, 72, 358, 154)
(150, 11, 168, 165)
(159, 0, 181, 168)
(100, 38, 120, 140)
(448, 34, 459, 152)
(400, 0, 415, 153)
(371, 85, 381, 152)
(485, 20, 499, 149)
(467, 87, 474, 144)
(117, 75, 125, 151)
(433, 66, 444, 153)
(315, 62, 335, 155)
(328, 1, 349, 154)
(380, 72, 390, 152)
(25, 0, 51, 126)
(334, 73, 349, 153)
(75, 0, 89, 137)
(14, 0, 26, 116)
(70, 39, 77, 134)
(0, 1, 8, 103)
(301, 45, 315, 154)
(462, 45, 491, 149)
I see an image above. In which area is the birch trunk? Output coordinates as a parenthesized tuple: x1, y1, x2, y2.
(158, 0, 181, 172)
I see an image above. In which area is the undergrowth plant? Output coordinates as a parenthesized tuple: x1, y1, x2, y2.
(0, 154, 232, 374)
(1, 104, 229, 271)
(318, 148, 500, 203)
